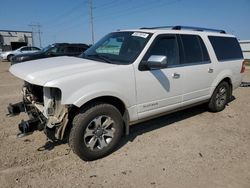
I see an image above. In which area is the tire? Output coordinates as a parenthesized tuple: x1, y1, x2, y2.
(69, 103, 124, 161)
(208, 81, 230, 112)
(7, 54, 14, 62)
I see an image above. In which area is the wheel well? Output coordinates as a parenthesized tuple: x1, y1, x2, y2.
(69, 96, 126, 118)
(221, 77, 232, 88)
(85, 96, 125, 115)
(65, 96, 127, 139)
(220, 77, 233, 97)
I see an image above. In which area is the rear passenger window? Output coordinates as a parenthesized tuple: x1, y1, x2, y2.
(65, 47, 75, 53)
(65, 47, 83, 54)
(31, 47, 39, 51)
(21, 47, 29, 51)
(180, 35, 210, 64)
(208, 36, 243, 61)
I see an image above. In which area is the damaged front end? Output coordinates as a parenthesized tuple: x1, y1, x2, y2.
(7, 82, 69, 140)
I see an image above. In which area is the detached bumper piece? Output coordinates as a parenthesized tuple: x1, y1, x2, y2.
(17, 118, 45, 138)
(7, 102, 46, 138)
(7, 102, 25, 116)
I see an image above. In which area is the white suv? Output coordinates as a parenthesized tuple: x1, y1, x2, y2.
(8, 26, 245, 161)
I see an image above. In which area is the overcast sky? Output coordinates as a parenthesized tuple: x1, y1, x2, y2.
(0, 0, 249, 47)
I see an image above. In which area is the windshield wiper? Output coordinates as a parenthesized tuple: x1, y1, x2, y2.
(86, 54, 114, 64)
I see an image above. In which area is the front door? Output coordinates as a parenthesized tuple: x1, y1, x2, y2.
(135, 34, 184, 119)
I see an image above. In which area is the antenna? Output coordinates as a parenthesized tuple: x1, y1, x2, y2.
(28, 23, 42, 48)
(88, 0, 95, 44)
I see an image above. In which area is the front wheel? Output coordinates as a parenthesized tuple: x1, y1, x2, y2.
(7, 54, 14, 62)
(208, 81, 230, 112)
(69, 103, 124, 161)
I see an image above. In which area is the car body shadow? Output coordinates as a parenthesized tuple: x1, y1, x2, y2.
(37, 140, 67, 151)
(115, 103, 209, 152)
(116, 95, 236, 151)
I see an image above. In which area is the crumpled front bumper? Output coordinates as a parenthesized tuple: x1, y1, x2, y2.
(7, 86, 70, 140)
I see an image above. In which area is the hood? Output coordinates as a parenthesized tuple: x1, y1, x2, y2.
(9, 56, 116, 86)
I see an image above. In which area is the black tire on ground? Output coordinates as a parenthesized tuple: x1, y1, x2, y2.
(69, 103, 124, 161)
(7, 54, 14, 62)
(208, 81, 230, 112)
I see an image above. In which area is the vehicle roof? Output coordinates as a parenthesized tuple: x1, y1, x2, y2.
(119, 28, 235, 38)
(54, 43, 89, 47)
(19, 46, 40, 48)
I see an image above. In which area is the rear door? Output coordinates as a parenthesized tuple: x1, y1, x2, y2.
(178, 34, 214, 103)
(64, 46, 82, 56)
(30, 47, 40, 53)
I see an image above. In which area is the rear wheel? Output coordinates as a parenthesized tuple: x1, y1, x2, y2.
(69, 103, 123, 161)
(208, 81, 230, 112)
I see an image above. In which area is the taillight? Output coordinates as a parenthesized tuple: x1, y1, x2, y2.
(241, 61, 246, 73)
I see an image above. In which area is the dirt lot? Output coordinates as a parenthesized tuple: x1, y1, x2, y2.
(0, 61, 249, 188)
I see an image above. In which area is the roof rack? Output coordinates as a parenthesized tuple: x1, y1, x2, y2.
(140, 25, 226, 34)
(140, 26, 173, 30)
(172, 26, 226, 34)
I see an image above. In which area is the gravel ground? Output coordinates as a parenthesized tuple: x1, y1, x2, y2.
(0, 61, 249, 188)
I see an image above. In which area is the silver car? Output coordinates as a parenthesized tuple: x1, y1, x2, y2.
(0, 46, 40, 61)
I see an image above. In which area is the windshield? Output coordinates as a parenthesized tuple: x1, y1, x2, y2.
(80, 31, 152, 64)
(41, 45, 53, 52)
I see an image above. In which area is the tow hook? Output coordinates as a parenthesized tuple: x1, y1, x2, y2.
(7, 102, 25, 116)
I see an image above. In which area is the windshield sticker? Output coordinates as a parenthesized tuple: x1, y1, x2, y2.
(132, 32, 149, 38)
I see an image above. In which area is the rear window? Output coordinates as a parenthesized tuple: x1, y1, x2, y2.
(180, 35, 210, 64)
(208, 36, 243, 61)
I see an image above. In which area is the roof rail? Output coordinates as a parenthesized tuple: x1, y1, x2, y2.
(140, 25, 226, 34)
(172, 26, 226, 34)
(140, 26, 173, 30)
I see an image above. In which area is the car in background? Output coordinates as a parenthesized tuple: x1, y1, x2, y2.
(0, 46, 40, 61)
(11, 43, 89, 65)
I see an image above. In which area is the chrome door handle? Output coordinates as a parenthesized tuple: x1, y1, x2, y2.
(172, 72, 180, 79)
(208, 68, 214, 73)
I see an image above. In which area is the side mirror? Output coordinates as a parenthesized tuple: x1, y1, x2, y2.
(147, 55, 168, 70)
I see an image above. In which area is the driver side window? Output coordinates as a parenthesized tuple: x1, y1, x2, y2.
(49, 47, 64, 55)
(143, 35, 180, 67)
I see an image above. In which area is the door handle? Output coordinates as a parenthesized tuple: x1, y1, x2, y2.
(172, 72, 180, 79)
(208, 68, 214, 73)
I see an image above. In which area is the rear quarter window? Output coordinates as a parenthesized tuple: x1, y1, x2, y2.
(208, 36, 243, 61)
